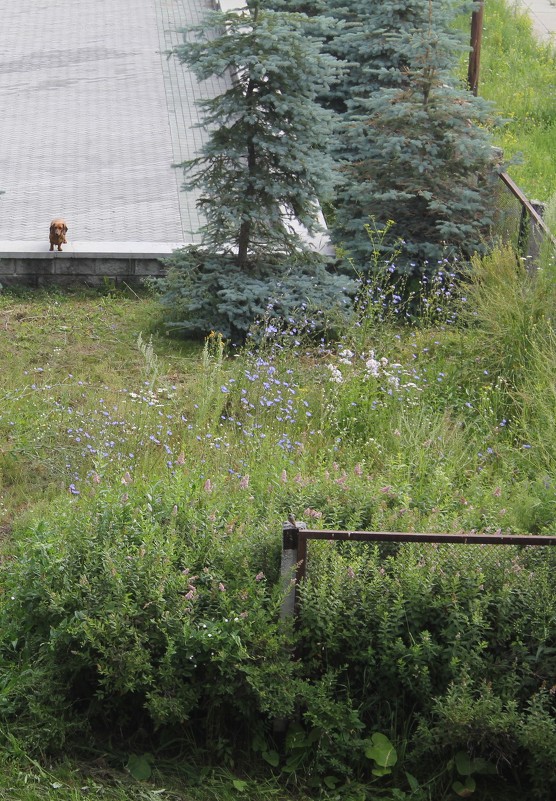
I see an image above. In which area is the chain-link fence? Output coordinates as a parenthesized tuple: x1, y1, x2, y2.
(281, 523, 556, 617)
(492, 172, 555, 264)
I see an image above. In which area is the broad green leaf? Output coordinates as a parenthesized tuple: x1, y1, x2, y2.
(127, 753, 152, 781)
(453, 776, 477, 797)
(406, 771, 420, 791)
(232, 779, 248, 792)
(455, 751, 473, 776)
(470, 757, 497, 775)
(365, 732, 398, 768)
(262, 749, 280, 767)
(372, 766, 393, 777)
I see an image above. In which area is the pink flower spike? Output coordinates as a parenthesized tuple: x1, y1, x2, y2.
(255, 571, 265, 581)
(281, 469, 288, 483)
(239, 474, 250, 489)
(204, 479, 213, 493)
(218, 582, 226, 592)
(304, 508, 322, 519)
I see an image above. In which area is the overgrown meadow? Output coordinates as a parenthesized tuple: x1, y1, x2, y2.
(0, 241, 555, 801)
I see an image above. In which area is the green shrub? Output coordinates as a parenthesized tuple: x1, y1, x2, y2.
(0, 483, 296, 753)
(296, 540, 556, 791)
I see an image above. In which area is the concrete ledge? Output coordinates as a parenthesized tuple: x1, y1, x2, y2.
(0, 241, 188, 287)
(0, 241, 187, 259)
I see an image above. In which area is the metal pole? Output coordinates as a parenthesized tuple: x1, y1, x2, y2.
(468, 1, 485, 96)
(280, 516, 308, 619)
(275, 517, 306, 736)
(280, 520, 299, 621)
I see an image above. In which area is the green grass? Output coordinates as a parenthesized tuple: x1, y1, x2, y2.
(479, 0, 556, 201)
(0, 290, 203, 519)
(0, 753, 311, 801)
(0, 241, 555, 800)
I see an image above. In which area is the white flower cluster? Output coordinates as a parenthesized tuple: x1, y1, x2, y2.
(326, 347, 422, 400)
(364, 351, 389, 378)
(327, 364, 344, 383)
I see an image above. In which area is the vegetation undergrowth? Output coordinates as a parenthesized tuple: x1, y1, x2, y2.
(0, 236, 555, 801)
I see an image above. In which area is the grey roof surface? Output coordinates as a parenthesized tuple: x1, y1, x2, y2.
(0, 0, 228, 243)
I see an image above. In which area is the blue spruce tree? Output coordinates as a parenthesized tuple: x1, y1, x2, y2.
(332, 0, 501, 273)
(264, 0, 427, 113)
(160, 1, 352, 340)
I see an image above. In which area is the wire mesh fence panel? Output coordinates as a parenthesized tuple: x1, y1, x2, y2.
(492, 172, 555, 265)
(491, 178, 525, 251)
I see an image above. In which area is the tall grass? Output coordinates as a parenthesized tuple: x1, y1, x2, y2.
(479, 0, 556, 200)
(1, 243, 555, 531)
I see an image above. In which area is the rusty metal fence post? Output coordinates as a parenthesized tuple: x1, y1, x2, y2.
(280, 517, 307, 621)
(275, 517, 306, 736)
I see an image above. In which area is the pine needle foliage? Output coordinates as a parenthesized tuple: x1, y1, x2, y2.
(172, 1, 338, 265)
(319, 0, 429, 113)
(160, 248, 353, 341)
(332, 0, 502, 274)
(161, 1, 353, 339)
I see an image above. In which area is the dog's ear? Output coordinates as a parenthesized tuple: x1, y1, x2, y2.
(49, 222, 55, 233)
(63, 223, 68, 234)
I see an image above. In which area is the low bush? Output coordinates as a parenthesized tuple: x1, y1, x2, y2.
(2, 489, 554, 797)
(0, 482, 296, 754)
(296, 540, 556, 796)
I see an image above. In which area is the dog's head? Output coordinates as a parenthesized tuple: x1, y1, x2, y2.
(50, 219, 68, 239)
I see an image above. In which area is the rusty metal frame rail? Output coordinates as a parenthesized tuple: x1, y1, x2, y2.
(281, 523, 556, 617)
(498, 171, 556, 248)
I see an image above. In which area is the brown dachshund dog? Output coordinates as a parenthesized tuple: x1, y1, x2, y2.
(49, 219, 68, 251)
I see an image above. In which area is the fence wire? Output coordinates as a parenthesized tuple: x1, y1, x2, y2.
(492, 172, 555, 264)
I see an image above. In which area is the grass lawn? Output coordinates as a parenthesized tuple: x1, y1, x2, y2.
(480, 0, 556, 201)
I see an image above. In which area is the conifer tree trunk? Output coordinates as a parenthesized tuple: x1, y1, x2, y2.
(237, 79, 257, 267)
